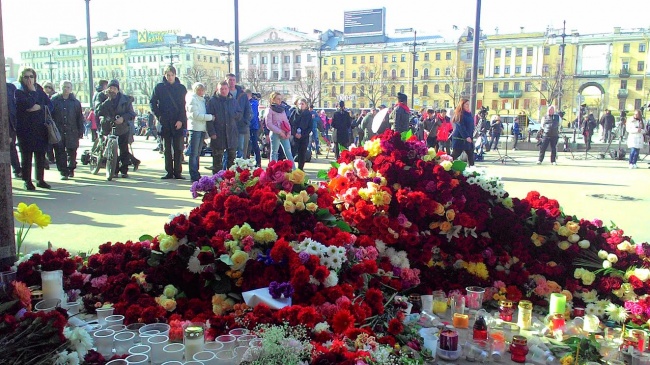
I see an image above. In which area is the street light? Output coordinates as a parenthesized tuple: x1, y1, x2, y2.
(396, 28, 425, 110)
(84, 0, 94, 106)
(220, 46, 233, 74)
(549, 21, 579, 141)
(165, 45, 179, 66)
(44, 52, 58, 82)
(314, 29, 324, 108)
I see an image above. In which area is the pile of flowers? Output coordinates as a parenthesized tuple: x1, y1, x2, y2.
(4, 130, 650, 364)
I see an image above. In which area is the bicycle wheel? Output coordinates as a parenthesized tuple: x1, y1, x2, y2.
(90, 138, 102, 175)
(105, 139, 118, 181)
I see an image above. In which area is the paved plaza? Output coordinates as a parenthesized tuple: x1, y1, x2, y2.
(11, 134, 650, 255)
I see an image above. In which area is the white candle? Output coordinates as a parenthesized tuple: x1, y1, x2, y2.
(184, 337, 203, 360)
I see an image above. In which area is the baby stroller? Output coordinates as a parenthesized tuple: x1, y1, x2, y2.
(474, 134, 486, 162)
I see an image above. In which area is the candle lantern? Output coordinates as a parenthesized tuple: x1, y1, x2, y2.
(183, 323, 205, 361)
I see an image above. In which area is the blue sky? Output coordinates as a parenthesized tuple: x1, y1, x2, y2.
(3, 0, 650, 60)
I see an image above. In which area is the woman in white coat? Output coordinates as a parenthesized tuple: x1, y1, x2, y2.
(626, 109, 645, 168)
(186, 82, 214, 181)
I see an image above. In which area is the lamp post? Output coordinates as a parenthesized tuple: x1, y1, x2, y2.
(45, 53, 58, 83)
(234, 0, 240, 82)
(470, 0, 482, 116)
(221, 47, 233, 74)
(314, 29, 323, 108)
(396, 28, 425, 110)
(166, 45, 179, 66)
(85, 0, 94, 106)
(549, 21, 579, 141)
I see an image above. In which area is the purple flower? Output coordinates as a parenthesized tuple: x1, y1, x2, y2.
(190, 175, 218, 198)
(268, 281, 294, 299)
(298, 251, 311, 264)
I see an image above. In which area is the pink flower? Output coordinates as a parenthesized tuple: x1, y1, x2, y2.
(493, 280, 506, 289)
(591, 219, 603, 228)
(90, 274, 108, 289)
(357, 168, 370, 178)
(353, 159, 366, 170)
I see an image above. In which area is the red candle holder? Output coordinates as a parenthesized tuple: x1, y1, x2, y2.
(440, 329, 459, 351)
(573, 307, 585, 318)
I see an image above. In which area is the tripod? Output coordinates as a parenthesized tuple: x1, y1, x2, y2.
(492, 123, 519, 164)
(560, 130, 575, 159)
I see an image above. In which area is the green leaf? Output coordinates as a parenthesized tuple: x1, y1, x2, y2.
(451, 160, 467, 172)
(219, 254, 233, 266)
(401, 129, 413, 141)
(317, 170, 329, 179)
(338, 143, 347, 152)
(331, 161, 340, 169)
(139, 234, 154, 242)
(335, 220, 352, 232)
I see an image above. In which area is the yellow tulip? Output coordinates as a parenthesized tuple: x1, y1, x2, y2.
(14, 202, 51, 227)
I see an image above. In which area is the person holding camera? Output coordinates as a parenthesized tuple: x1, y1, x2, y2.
(537, 105, 561, 165)
(96, 79, 136, 178)
(488, 115, 503, 151)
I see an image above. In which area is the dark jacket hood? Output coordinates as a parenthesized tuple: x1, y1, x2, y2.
(162, 76, 182, 86)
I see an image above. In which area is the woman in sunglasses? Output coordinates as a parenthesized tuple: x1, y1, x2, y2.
(15, 67, 53, 190)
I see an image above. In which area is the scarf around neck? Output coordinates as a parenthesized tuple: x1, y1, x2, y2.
(270, 104, 285, 114)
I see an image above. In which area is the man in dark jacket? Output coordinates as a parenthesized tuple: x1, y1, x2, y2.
(390, 93, 410, 133)
(227, 73, 251, 159)
(331, 100, 351, 159)
(246, 90, 261, 167)
(537, 105, 561, 165)
(207, 80, 241, 171)
(150, 66, 188, 179)
(96, 79, 137, 178)
(599, 109, 615, 143)
(6, 82, 21, 178)
(51, 80, 85, 179)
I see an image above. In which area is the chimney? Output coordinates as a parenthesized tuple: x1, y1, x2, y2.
(520, 27, 524, 33)
(97, 31, 108, 41)
(59, 34, 77, 44)
(614, 27, 621, 34)
(38, 37, 49, 46)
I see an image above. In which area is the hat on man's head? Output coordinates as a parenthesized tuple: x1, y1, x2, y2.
(397, 92, 407, 103)
(339, 100, 345, 108)
(108, 79, 120, 90)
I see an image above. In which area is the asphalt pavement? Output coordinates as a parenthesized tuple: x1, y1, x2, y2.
(11, 132, 650, 255)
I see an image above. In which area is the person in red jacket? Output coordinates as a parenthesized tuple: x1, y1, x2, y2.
(436, 109, 453, 154)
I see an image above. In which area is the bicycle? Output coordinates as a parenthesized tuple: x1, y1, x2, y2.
(88, 125, 119, 181)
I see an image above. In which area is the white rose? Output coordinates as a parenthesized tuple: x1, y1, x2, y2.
(606, 253, 618, 264)
(602, 260, 612, 269)
(574, 268, 585, 279)
(598, 250, 608, 259)
(578, 240, 591, 249)
(558, 241, 571, 250)
(582, 271, 596, 286)
(568, 234, 580, 243)
(634, 268, 650, 282)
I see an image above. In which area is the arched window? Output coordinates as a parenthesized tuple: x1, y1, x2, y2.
(360, 72, 365, 80)
(340, 71, 344, 79)
(422, 85, 428, 96)
(435, 68, 440, 76)
(423, 68, 429, 76)
(323, 72, 328, 79)
(383, 69, 388, 78)
(434, 84, 440, 93)
(331, 71, 336, 80)
(360, 86, 365, 97)
(340, 86, 344, 94)
(351, 86, 357, 94)
(331, 86, 336, 96)
(444, 84, 450, 93)
(391, 69, 397, 79)
(445, 67, 451, 76)
(399, 85, 405, 94)
(324, 101, 329, 108)
(413, 85, 418, 95)
(400, 69, 406, 77)
(382, 85, 388, 94)
(414, 69, 419, 77)
(352, 71, 357, 78)
(390, 85, 396, 96)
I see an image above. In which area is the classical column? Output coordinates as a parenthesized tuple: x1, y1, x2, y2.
(510, 47, 516, 76)
(289, 50, 294, 80)
(267, 52, 272, 80)
(278, 51, 283, 80)
(521, 47, 527, 76)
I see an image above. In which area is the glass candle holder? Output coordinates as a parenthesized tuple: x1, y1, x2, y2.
(93, 329, 115, 359)
(41, 270, 63, 300)
(465, 286, 485, 310)
(551, 313, 566, 331)
(183, 323, 205, 361)
(574, 307, 586, 317)
(408, 294, 422, 314)
(509, 335, 529, 363)
(450, 293, 465, 315)
(421, 294, 434, 314)
(499, 300, 514, 322)
(517, 300, 533, 330)
(162, 343, 184, 362)
(432, 291, 448, 315)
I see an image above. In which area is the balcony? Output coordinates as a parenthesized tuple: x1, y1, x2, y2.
(617, 89, 628, 98)
(620, 68, 630, 78)
(498, 90, 523, 98)
(421, 75, 430, 80)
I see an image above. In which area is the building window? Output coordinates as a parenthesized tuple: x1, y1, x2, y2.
(340, 57, 344, 64)
(401, 54, 406, 62)
(640, 43, 647, 52)
(445, 52, 452, 60)
(465, 51, 472, 59)
(621, 80, 627, 89)
(400, 85, 405, 94)
(526, 65, 532, 73)
(622, 61, 629, 70)
(331, 57, 336, 65)
(444, 84, 450, 93)
(383, 55, 388, 63)
(361, 56, 365, 64)
(477, 83, 483, 93)
(340, 71, 344, 79)
(618, 99, 626, 111)
(352, 56, 357, 64)
(423, 68, 429, 77)
(360, 86, 365, 97)
(492, 83, 498, 92)
(434, 84, 440, 93)
(636, 79, 643, 90)
(284, 70, 290, 79)
(444, 100, 450, 108)
(370, 56, 374, 63)
(272, 56, 278, 64)
(391, 69, 397, 79)
(494, 66, 500, 74)
(435, 52, 441, 60)
(424, 53, 429, 61)
(435, 68, 440, 76)
(638, 61, 645, 71)
(414, 69, 419, 77)
(445, 67, 451, 76)
(351, 86, 356, 94)
(541, 81, 548, 91)
(295, 55, 301, 63)
(478, 67, 484, 75)
(514, 82, 521, 91)
(503, 82, 510, 91)
(623, 43, 630, 53)
(413, 85, 418, 95)
(273, 71, 279, 79)
(295, 70, 301, 78)
(392, 55, 397, 62)
(307, 54, 313, 62)
(544, 47, 550, 56)
(391, 86, 396, 96)
(383, 69, 388, 78)
(516, 48, 522, 57)
(352, 71, 357, 78)
(423, 85, 428, 96)
(542, 64, 549, 73)
(323, 58, 328, 65)
(331, 71, 336, 80)
(400, 69, 406, 77)
(505, 49, 512, 57)
(504, 66, 510, 74)
(527, 48, 533, 56)
(515, 65, 521, 73)
(525, 82, 532, 92)
(495, 49, 501, 57)
(360, 72, 366, 80)
(635, 99, 642, 109)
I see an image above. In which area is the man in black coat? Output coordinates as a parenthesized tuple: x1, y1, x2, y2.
(331, 100, 351, 159)
(599, 109, 615, 143)
(150, 66, 188, 179)
(207, 80, 241, 171)
(226, 73, 252, 159)
(6, 83, 21, 178)
(51, 80, 85, 179)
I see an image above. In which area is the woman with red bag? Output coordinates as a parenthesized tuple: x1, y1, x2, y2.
(265, 92, 294, 168)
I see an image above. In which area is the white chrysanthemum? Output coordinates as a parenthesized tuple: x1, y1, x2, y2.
(63, 327, 92, 359)
(607, 253, 619, 263)
(606, 302, 629, 323)
(323, 271, 339, 287)
(598, 250, 608, 259)
(187, 256, 202, 274)
(582, 290, 599, 303)
(327, 246, 338, 256)
(306, 242, 321, 256)
(54, 351, 80, 365)
(336, 247, 346, 256)
(585, 303, 598, 315)
(375, 239, 386, 253)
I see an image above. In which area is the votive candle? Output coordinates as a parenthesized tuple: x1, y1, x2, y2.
(452, 313, 469, 328)
(549, 293, 566, 314)
(183, 324, 205, 361)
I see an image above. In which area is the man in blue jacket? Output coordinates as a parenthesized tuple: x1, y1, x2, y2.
(226, 74, 252, 159)
(246, 89, 261, 167)
(150, 66, 187, 179)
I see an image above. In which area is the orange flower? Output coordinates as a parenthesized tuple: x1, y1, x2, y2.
(440, 221, 453, 232)
(12, 281, 32, 311)
(450, 179, 460, 188)
(328, 176, 349, 193)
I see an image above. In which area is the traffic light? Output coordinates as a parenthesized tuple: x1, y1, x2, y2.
(517, 112, 528, 128)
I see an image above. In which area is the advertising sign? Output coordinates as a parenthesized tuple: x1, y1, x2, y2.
(343, 8, 385, 37)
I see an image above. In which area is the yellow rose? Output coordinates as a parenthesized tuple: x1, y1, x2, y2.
(445, 210, 455, 222)
(434, 202, 445, 216)
(566, 221, 580, 234)
(557, 226, 570, 237)
(558, 241, 571, 250)
(158, 233, 180, 253)
(440, 221, 452, 232)
(288, 169, 306, 184)
(617, 241, 634, 253)
(440, 160, 453, 171)
(295, 201, 305, 211)
(306, 202, 318, 212)
(298, 190, 310, 203)
(163, 284, 178, 298)
(552, 221, 561, 232)
(131, 272, 147, 286)
(283, 200, 296, 213)
(230, 250, 249, 271)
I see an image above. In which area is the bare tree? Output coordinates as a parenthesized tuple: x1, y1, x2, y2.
(441, 62, 470, 107)
(529, 63, 574, 110)
(183, 66, 218, 94)
(245, 66, 272, 102)
(293, 68, 322, 106)
(355, 63, 390, 108)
